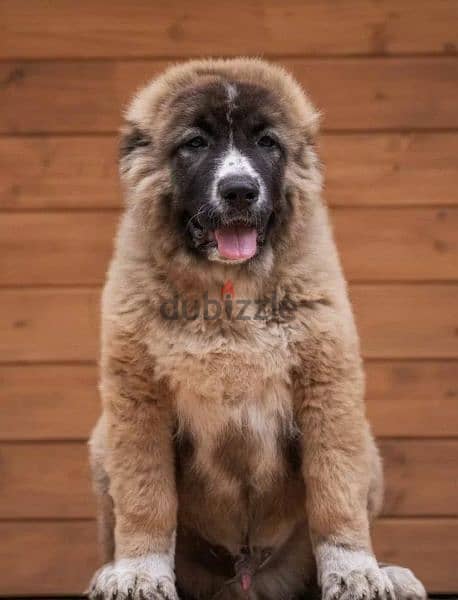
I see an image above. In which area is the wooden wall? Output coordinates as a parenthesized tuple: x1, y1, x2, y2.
(0, 1, 457, 595)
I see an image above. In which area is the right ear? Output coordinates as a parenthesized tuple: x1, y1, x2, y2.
(119, 122, 152, 160)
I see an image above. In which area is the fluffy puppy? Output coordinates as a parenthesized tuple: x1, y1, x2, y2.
(88, 58, 426, 600)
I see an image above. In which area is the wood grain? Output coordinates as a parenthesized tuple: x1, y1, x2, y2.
(3, 133, 457, 210)
(0, 135, 120, 210)
(1, 58, 457, 133)
(280, 57, 458, 131)
(372, 518, 458, 593)
(365, 360, 458, 437)
(0, 212, 116, 286)
(0, 440, 455, 519)
(321, 133, 458, 207)
(334, 207, 458, 281)
(0, 443, 96, 519)
(1, 0, 457, 59)
(0, 518, 456, 594)
(0, 365, 99, 440)
(381, 440, 458, 516)
(351, 284, 458, 359)
(1, 361, 457, 441)
(0, 288, 100, 362)
(1, 286, 456, 362)
(0, 519, 98, 596)
(1, 209, 456, 285)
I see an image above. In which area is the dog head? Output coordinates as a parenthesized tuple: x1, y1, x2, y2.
(120, 59, 321, 274)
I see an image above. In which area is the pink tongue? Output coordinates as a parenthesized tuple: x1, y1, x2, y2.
(214, 226, 257, 260)
(241, 572, 252, 592)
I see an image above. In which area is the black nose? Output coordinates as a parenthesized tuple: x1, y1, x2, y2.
(218, 175, 259, 208)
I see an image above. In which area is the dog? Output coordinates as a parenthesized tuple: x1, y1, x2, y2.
(88, 58, 426, 600)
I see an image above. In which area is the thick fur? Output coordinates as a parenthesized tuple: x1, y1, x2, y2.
(88, 59, 426, 600)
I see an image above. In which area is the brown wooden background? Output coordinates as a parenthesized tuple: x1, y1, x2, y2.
(0, 1, 457, 596)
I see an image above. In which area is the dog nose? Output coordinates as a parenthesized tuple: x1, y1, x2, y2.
(218, 175, 259, 208)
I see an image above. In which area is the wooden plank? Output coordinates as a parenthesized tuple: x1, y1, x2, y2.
(0, 135, 120, 210)
(0, 365, 99, 440)
(1, 208, 456, 285)
(0, 288, 100, 362)
(0, 440, 455, 519)
(365, 360, 458, 437)
(372, 518, 458, 593)
(0, 520, 98, 596)
(0, 212, 117, 286)
(0, 443, 95, 519)
(1, 58, 457, 133)
(280, 56, 458, 131)
(334, 207, 458, 281)
(351, 284, 458, 359)
(322, 133, 458, 207)
(0, 518, 456, 594)
(2, 133, 458, 210)
(1, 0, 457, 59)
(0, 285, 457, 362)
(1, 361, 457, 441)
(380, 440, 458, 516)
(0, 60, 165, 134)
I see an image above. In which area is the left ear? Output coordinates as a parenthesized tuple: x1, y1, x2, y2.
(119, 122, 152, 160)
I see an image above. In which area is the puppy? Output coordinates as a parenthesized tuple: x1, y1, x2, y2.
(88, 59, 426, 600)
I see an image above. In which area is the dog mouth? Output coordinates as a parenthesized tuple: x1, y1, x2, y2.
(214, 225, 257, 260)
(187, 214, 272, 262)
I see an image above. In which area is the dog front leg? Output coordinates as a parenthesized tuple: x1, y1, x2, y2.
(299, 360, 394, 600)
(89, 347, 178, 600)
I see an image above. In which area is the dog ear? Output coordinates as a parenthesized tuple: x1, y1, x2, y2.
(119, 122, 152, 160)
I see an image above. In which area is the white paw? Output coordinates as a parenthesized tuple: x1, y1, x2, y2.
(381, 565, 427, 600)
(322, 567, 395, 600)
(317, 544, 394, 600)
(88, 555, 178, 600)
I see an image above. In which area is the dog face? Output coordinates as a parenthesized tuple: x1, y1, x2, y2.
(120, 60, 321, 272)
(168, 81, 287, 263)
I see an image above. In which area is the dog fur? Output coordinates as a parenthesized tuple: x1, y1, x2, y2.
(88, 58, 426, 600)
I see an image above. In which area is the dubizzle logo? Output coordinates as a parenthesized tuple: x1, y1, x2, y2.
(160, 280, 296, 322)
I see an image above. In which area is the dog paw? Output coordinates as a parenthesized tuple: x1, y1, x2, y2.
(88, 556, 178, 600)
(317, 544, 395, 600)
(381, 565, 427, 600)
(322, 569, 396, 600)
(322, 567, 395, 600)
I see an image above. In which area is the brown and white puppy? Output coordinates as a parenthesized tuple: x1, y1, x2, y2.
(88, 59, 426, 600)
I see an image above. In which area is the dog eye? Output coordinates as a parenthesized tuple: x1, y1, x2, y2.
(135, 136, 151, 147)
(184, 136, 208, 149)
(257, 135, 277, 148)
